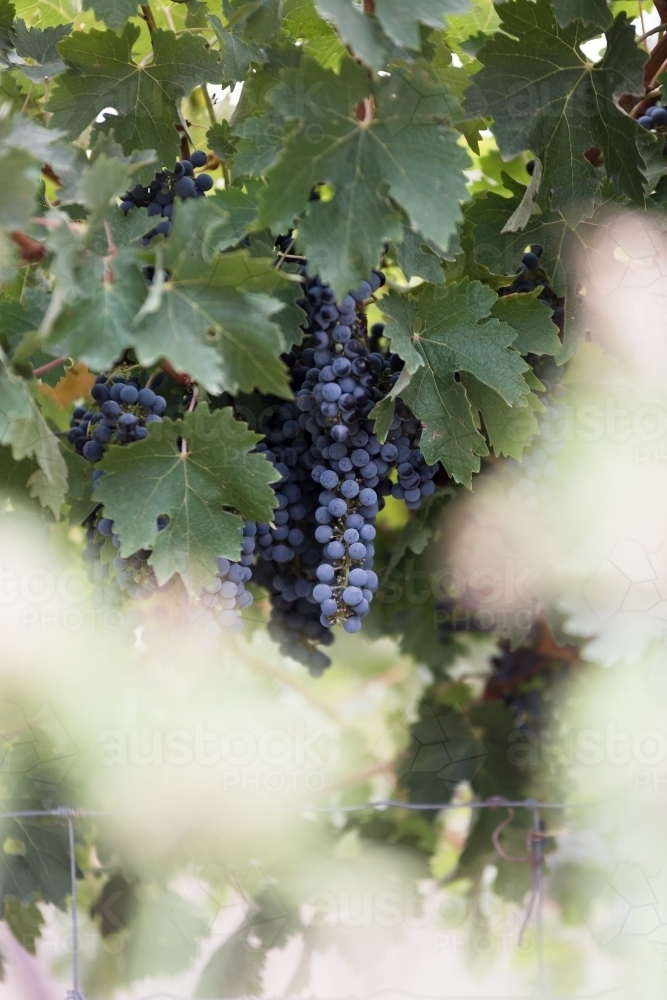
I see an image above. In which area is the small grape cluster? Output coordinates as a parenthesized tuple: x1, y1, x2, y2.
(499, 245, 564, 336)
(637, 102, 667, 133)
(119, 151, 214, 245)
(68, 373, 166, 465)
(178, 522, 256, 639)
(83, 514, 166, 604)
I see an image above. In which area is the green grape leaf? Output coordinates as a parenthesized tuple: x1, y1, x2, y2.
(283, 0, 347, 67)
(48, 25, 222, 166)
(374, 0, 470, 52)
(464, 0, 646, 224)
(208, 13, 267, 83)
(462, 372, 544, 459)
(62, 447, 95, 523)
(46, 248, 148, 372)
(0, 0, 14, 58)
(206, 120, 239, 163)
(226, 0, 284, 43)
(490, 290, 561, 355)
(129, 199, 291, 396)
(195, 935, 264, 1000)
(550, 0, 611, 27)
(0, 147, 41, 230)
(81, 0, 139, 32)
(0, 817, 72, 909)
(314, 0, 399, 69)
(0, 366, 67, 514)
(95, 406, 279, 594)
(0, 445, 43, 513)
(464, 176, 614, 360)
(232, 116, 286, 177)
(382, 280, 532, 484)
(394, 222, 449, 284)
(13, 20, 71, 81)
(260, 59, 469, 295)
(204, 187, 260, 253)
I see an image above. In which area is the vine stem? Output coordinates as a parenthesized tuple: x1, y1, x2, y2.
(9, 230, 47, 264)
(201, 84, 217, 126)
(140, 3, 157, 35)
(637, 20, 667, 42)
(363, 0, 375, 12)
(33, 356, 68, 377)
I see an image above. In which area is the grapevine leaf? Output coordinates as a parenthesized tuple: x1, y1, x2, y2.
(45, 250, 147, 372)
(402, 370, 487, 486)
(208, 13, 267, 83)
(0, 366, 67, 514)
(378, 294, 424, 375)
(464, 0, 646, 224)
(232, 116, 286, 177)
(95, 407, 279, 594)
(550, 0, 611, 28)
(131, 199, 291, 396)
(394, 222, 448, 284)
(195, 935, 264, 1000)
(203, 187, 260, 253)
(381, 280, 532, 484)
(13, 20, 71, 81)
(226, 0, 284, 43)
(314, 0, 399, 70)
(0, 148, 40, 229)
(206, 121, 239, 163)
(383, 280, 530, 401)
(0, 445, 42, 512)
(462, 373, 544, 459)
(62, 447, 95, 523)
(0, 818, 72, 909)
(81, 0, 139, 32)
(0, 0, 14, 58)
(374, 0, 471, 52)
(283, 0, 347, 68)
(260, 59, 469, 294)
(490, 290, 561, 355)
(464, 177, 614, 360)
(47, 25, 222, 166)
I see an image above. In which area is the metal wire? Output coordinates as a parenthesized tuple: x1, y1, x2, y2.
(0, 797, 579, 1000)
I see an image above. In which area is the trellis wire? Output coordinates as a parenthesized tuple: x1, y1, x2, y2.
(0, 798, 586, 1000)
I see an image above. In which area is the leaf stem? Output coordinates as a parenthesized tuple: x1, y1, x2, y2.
(638, 22, 667, 42)
(363, 0, 375, 12)
(140, 4, 157, 36)
(33, 356, 68, 378)
(201, 84, 216, 126)
(9, 230, 47, 264)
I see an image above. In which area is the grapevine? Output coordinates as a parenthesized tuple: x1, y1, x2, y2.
(0, 0, 661, 989)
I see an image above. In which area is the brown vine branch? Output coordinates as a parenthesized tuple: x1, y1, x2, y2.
(9, 230, 47, 264)
(629, 88, 662, 119)
(175, 123, 190, 161)
(33, 356, 68, 378)
(41, 163, 62, 186)
(160, 359, 194, 388)
(363, 0, 375, 12)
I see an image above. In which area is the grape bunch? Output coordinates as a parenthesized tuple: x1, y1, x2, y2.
(83, 514, 166, 604)
(177, 522, 256, 639)
(253, 252, 440, 674)
(499, 245, 564, 336)
(637, 102, 667, 132)
(119, 150, 214, 245)
(68, 373, 166, 465)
